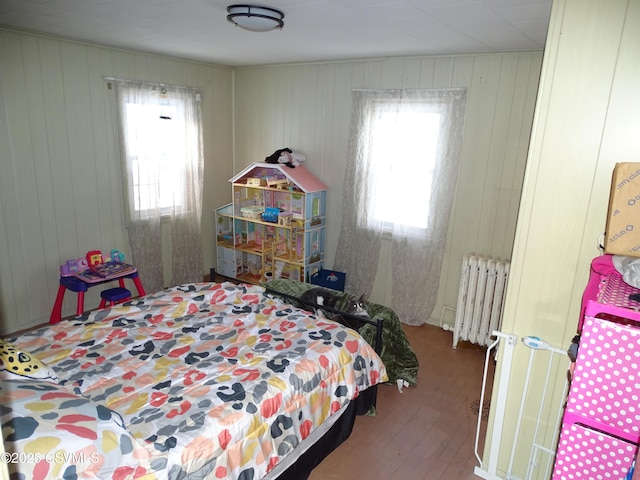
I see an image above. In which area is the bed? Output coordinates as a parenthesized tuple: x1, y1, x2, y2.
(0, 282, 387, 480)
(264, 279, 419, 388)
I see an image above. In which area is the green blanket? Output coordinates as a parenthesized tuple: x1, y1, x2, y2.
(264, 279, 419, 386)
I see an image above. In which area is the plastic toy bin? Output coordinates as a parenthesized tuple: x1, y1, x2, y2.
(310, 269, 346, 291)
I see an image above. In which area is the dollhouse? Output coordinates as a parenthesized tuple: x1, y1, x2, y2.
(215, 162, 327, 284)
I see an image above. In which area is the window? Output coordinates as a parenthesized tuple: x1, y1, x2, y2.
(350, 89, 466, 237)
(366, 102, 441, 230)
(113, 79, 204, 292)
(336, 87, 466, 324)
(124, 101, 187, 214)
(115, 81, 203, 223)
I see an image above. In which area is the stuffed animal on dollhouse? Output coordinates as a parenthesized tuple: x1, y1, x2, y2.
(264, 147, 306, 168)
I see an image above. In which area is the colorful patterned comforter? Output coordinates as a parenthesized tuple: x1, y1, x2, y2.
(3, 282, 387, 480)
(264, 279, 419, 387)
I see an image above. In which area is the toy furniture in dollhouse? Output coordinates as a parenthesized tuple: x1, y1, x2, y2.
(215, 162, 327, 284)
(552, 258, 640, 479)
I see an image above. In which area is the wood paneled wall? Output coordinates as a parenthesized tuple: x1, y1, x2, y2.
(232, 52, 542, 324)
(0, 28, 233, 334)
(0, 26, 542, 334)
(489, 1, 640, 476)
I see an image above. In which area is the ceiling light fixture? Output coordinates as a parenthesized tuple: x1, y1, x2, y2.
(227, 4, 285, 32)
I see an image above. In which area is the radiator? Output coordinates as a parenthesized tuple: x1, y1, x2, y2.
(452, 254, 510, 348)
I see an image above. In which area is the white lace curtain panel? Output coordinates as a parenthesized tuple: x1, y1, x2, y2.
(114, 79, 204, 293)
(335, 88, 467, 325)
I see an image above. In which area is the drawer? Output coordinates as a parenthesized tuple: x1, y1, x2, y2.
(553, 422, 637, 479)
(567, 316, 640, 439)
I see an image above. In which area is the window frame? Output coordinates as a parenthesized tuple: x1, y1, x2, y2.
(114, 80, 204, 225)
(353, 90, 461, 237)
(122, 98, 189, 218)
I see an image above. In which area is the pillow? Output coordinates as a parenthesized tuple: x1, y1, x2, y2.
(0, 338, 58, 382)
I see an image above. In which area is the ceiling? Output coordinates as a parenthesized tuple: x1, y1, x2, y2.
(0, 0, 553, 67)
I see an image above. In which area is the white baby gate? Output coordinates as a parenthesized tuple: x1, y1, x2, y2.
(474, 332, 570, 480)
(453, 254, 510, 348)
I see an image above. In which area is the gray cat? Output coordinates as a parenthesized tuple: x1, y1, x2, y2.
(299, 287, 368, 329)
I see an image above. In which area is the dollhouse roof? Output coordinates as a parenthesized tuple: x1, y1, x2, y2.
(229, 162, 328, 193)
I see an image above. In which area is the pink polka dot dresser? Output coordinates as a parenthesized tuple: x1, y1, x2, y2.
(553, 257, 640, 479)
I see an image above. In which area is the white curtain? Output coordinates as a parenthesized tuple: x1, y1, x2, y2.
(335, 88, 467, 325)
(115, 79, 204, 293)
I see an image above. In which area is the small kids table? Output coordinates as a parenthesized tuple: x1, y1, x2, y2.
(49, 262, 146, 324)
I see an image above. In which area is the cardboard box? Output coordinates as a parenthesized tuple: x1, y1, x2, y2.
(604, 162, 640, 257)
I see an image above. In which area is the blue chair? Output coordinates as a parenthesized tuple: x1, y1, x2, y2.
(99, 287, 131, 308)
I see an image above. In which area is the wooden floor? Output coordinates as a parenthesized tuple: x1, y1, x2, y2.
(309, 323, 495, 480)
